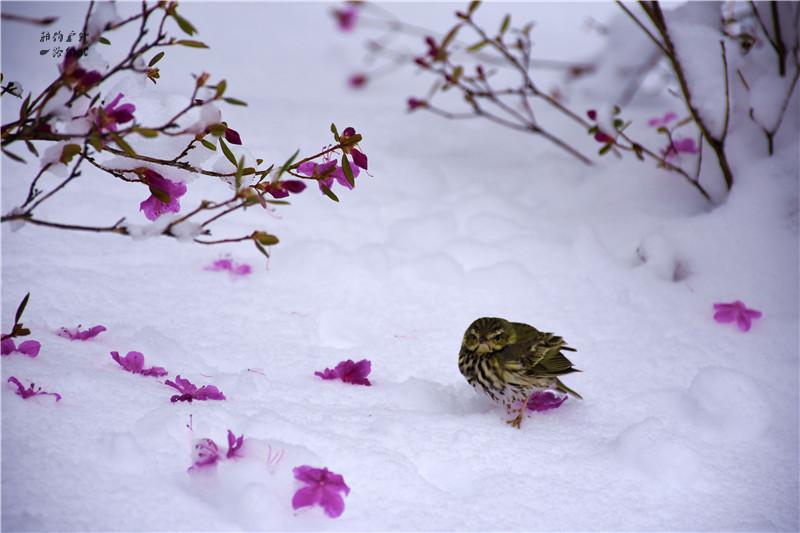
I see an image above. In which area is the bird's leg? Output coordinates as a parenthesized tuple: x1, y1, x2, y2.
(505, 398, 527, 429)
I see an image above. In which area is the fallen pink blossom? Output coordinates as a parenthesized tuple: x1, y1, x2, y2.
(166, 375, 225, 402)
(110, 351, 168, 377)
(7, 376, 61, 401)
(292, 465, 350, 518)
(315, 359, 372, 386)
(713, 300, 762, 332)
(527, 390, 567, 412)
(57, 324, 106, 341)
(1, 337, 40, 358)
(226, 430, 245, 459)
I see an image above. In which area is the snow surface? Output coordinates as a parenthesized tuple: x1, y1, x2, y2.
(2, 2, 799, 531)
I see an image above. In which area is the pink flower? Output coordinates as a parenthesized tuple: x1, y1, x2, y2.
(226, 430, 245, 459)
(350, 148, 368, 171)
(586, 109, 597, 121)
(292, 465, 350, 518)
(527, 390, 567, 412)
(594, 131, 614, 144)
(204, 256, 252, 277)
(661, 137, 699, 160)
(298, 159, 360, 192)
(262, 179, 307, 199)
(191, 438, 220, 469)
(648, 111, 678, 127)
(1, 337, 40, 358)
(333, 5, 359, 32)
(713, 300, 763, 332)
(315, 359, 372, 386)
(165, 375, 225, 402)
(57, 324, 106, 341)
(7, 376, 61, 401)
(139, 168, 187, 221)
(95, 93, 135, 133)
(61, 47, 102, 90)
(110, 351, 168, 377)
(348, 73, 368, 89)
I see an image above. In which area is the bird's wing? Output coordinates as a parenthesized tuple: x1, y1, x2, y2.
(499, 327, 579, 376)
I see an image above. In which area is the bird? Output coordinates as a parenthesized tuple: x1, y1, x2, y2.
(458, 317, 581, 428)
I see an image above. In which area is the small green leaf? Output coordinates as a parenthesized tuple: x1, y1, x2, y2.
(135, 128, 159, 138)
(499, 14, 511, 34)
(341, 154, 355, 187)
(467, 1, 481, 16)
(148, 51, 165, 67)
(656, 126, 669, 134)
(98, 36, 111, 45)
(149, 185, 170, 204)
(200, 138, 216, 151)
(223, 97, 248, 106)
(598, 143, 613, 156)
(175, 40, 208, 48)
(254, 240, 270, 259)
(208, 123, 227, 137)
(60, 143, 82, 164)
(215, 79, 227, 97)
(2, 148, 26, 163)
(25, 140, 39, 157)
(110, 133, 137, 157)
(320, 183, 339, 202)
(14, 292, 30, 325)
(242, 167, 255, 175)
(252, 231, 280, 246)
(467, 40, 488, 52)
(330, 123, 340, 142)
(279, 149, 300, 177)
(613, 118, 624, 129)
(218, 137, 237, 167)
(19, 94, 31, 122)
(265, 199, 291, 205)
(235, 155, 245, 190)
(172, 12, 197, 36)
(441, 24, 462, 53)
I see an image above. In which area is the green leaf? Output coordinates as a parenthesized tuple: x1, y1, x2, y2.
(60, 143, 82, 164)
(200, 138, 216, 151)
(279, 149, 300, 177)
(235, 155, 245, 190)
(467, 1, 481, 15)
(254, 240, 270, 259)
(172, 12, 197, 36)
(14, 292, 30, 325)
(135, 128, 159, 138)
(341, 154, 355, 187)
(613, 118, 624, 129)
(223, 97, 248, 106)
(13, 325, 31, 337)
(149, 185, 170, 204)
(2, 148, 26, 163)
(148, 51, 165, 67)
(320, 183, 339, 202)
(598, 143, 613, 156)
(215, 79, 227, 97)
(110, 133, 137, 157)
(218, 137, 237, 167)
(98, 36, 111, 45)
(175, 40, 208, 49)
(208, 123, 227, 137)
(265, 199, 291, 205)
(499, 14, 511, 34)
(467, 40, 488, 52)
(19, 93, 31, 122)
(441, 24, 462, 53)
(24, 140, 39, 157)
(330, 122, 340, 142)
(252, 231, 279, 246)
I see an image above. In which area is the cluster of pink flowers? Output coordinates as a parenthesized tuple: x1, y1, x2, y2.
(298, 127, 368, 194)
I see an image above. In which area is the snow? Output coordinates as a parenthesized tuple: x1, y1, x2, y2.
(2, 1, 799, 531)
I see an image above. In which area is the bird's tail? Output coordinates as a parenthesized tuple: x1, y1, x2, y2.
(556, 378, 583, 400)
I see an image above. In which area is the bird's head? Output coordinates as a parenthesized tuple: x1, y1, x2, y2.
(462, 317, 516, 355)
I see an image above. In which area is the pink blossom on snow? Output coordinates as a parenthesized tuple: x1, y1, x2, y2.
(226, 430, 245, 459)
(527, 390, 567, 412)
(315, 359, 372, 386)
(292, 465, 350, 518)
(648, 111, 678, 127)
(1, 337, 40, 358)
(165, 375, 225, 402)
(7, 376, 61, 401)
(191, 438, 220, 469)
(57, 324, 106, 341)
(713, 300, 762, 332)
(204, 256, 252, 277)
(110, 351, 168, 377)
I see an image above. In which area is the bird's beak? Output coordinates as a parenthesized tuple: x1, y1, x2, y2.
(476, 343, 492, 355)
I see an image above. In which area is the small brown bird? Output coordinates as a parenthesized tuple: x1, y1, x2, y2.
(458, 317, 581, 428)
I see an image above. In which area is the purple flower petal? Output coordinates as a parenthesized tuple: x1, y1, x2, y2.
(226, 430, 245, 459)
(713, 300, 762, 332)
(282, 180, 307, 193)
(351, 148, 368, 170)
(139, 170, 187, 221)
(293, 465, 323, 483)
(192, 438, 220, 467)
(527, 390, 567, 412)
(292, 486, 322, 510)
(1, 337, 15, 355)
(224, 128, 242, 145)
(8, 376, 61, 401)
(16, 340, 40, 357)
(319, 489, 346, 518)
(58, 325, 107, 341)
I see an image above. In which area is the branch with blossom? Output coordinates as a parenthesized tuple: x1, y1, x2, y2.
(1, 1, 372, 264)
